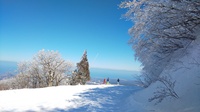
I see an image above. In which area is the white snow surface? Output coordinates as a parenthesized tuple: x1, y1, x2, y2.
(0, 85, 141, 112)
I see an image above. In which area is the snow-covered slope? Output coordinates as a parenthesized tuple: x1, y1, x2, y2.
(123, 37, 200, 112)
(0, 85, 141, 112)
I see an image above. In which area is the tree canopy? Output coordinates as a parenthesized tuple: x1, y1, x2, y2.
(120, 0, 200, 86)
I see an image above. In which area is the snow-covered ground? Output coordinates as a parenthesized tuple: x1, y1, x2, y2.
(0, 85, 141, 112)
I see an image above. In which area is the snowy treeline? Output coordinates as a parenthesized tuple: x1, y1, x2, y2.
(120, 0, 200, 104)
(0, 49, 90, 90)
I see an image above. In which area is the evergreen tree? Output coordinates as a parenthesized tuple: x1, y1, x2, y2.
(71, 50, 90, 85)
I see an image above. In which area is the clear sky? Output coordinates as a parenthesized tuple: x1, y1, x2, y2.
(0, 0, 141, 71)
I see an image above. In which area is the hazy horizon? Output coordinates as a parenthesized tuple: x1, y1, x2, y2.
(0, 60, 140, 81)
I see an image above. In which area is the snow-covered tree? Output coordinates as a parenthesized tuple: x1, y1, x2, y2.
(120, 0, 200, 86)
(71, 50, 90, 85)
(16, 49, 73, 88)
(0, 79, 11, 90)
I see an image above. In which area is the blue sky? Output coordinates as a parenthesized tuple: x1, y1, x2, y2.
(0, 0, 141, 71)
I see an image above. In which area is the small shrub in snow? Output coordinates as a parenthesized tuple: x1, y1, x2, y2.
(148, 76, 179, 105)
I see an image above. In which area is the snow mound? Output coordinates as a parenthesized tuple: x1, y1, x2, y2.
(124, 38, 200, 112)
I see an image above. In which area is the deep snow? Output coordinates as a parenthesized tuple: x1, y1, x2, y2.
(0, 85, 141, 112)
(124, 35, 200, 112)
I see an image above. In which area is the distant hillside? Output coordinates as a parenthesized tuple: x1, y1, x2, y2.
(0, 61, 17, 76)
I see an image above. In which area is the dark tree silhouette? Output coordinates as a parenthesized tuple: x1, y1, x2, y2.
(71, 50, 90, 85)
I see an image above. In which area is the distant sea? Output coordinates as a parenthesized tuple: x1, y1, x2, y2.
(0, 61, 17, 74)
(90, 68, 139, 80)
(0, 61, 140, 85)
(90, 68, 140, 85)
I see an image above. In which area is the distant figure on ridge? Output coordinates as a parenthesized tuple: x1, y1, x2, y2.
(107, 78, 109, 84)
(103, 78, 106, 84)
(117, 78, 120, 85)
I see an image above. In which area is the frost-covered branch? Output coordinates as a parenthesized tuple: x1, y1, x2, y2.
(10, 49, 74, 89)
(149, 76, 179, 105)
(120, 0, 200, 86)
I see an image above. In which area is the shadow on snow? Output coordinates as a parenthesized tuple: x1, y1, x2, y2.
(51, 86, 141, 112)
